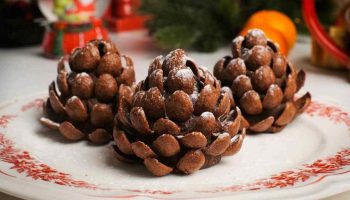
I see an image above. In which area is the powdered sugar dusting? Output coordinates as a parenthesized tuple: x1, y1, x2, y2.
(144, 88, 164, 103)
(148, 55, 163, 72)
(203, 85, 212, 92)
(269, 84, 278, 90)
(76, 72, 89, 78)
(218, 132, 230, 138)
(234, 75, 247, 84)
(190, 91, 199, 105)
(68, 96, 78, 104)
(175, 68, 193, 80)
(201, 111, 214, 119)
(165, 49, 186, 69)
(249, 29, 264, 37)
(233, 35, 244, 43)
(267, 84, 280, 95)
(236, 58, 245, 66)
(256, 66, 265, 80)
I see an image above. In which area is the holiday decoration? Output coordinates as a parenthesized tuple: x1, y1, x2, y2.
(140, 0, 334, 52)
(54, 0, 95, 23)
(240, 10, 297, 55)
(303, 0, 350, 71)
(40, 39, 136, 144)
(214, 29, 311, 133)
(311, 27, 349, 70)
(41, 0, 109, 57)
(113, 49, 245, 176)
(103, 0, 148, 32)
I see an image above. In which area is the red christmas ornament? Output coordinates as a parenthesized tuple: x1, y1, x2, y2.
(103, 0, 148, 32)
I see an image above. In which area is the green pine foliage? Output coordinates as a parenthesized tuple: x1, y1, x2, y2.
(140, 0, 334, 52)
(140, 0, 240, 52)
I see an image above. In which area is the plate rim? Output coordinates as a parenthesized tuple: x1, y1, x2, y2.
(0, 93, 350, 199)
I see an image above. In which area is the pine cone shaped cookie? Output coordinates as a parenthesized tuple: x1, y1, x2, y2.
(113, 49, 245, 176)
(40, 40, 136, 144)
(214, 29, 311, 133)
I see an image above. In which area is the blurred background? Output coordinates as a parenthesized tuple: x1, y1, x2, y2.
(0, 0, 349, 71)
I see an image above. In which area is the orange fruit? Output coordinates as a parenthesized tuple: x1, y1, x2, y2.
(240, 10, 297, 55)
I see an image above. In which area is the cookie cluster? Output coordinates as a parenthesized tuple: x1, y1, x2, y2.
(113, 49, 244, 176)
(214, 29, 311, 133)
(41, 30, 310, 176)
(40, 40, 135, 144)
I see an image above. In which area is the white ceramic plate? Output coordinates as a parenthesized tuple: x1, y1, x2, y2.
(1, 93, 350, 200)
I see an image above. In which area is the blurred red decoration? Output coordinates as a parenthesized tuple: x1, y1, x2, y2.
(42, 19, 108, 58)
(103, 0, 148, 32)
(42, 0, 109, 58)
(302, 0, 350, 69)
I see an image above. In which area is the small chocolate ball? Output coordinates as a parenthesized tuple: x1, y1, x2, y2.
(166, 90, 194, 122)
(176, 150, 205, 174)
(65, 96, 88, 122)
(244, 45, 272, 71)
(272, 53, 287, 78)
(96, 53, 122, 76)
(221, 86, 235, 107)
(194, 84, 220, 115)
(223, 58, 246, 82)
(239, 90, 263, 115)
(252, 65, 276, 93)
(213, 57, 226, 81)
(153, 118, 180, 135)
(90, 103, 114, 127)
(95, 74, 118, 102)
(148, 69, 164, 93)
(71, 73, 94, 99)
(152, 134, 180, 157)
(141, 87, 165, 119)
(162, 49, 186, 76)
(132, 91, 145, 107)
(263, 84, 283, 110)
(193, 112, 219, 136)
(69, 44, 100, 72)
(117, 56, 136, 86)
(245, 29, 268, 48)
(231, 36, 244, 58)
(167, 68, 195, 94)
(231, 75, 253, 97)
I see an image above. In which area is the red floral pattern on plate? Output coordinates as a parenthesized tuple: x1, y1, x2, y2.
(126, 189, 174, 195)
(0, 98, 350, 198)
(306, 101, 350, 130)
(0, 115, 16, 128)
(0, 109, 99, 190)
(21, 98, 45, 112)
(202, 101, 350, 193)
(0, 131, 98, 190)
(203, 148, 350, 193)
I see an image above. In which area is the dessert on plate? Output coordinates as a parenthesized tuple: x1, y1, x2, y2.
(113, 49, 245, 176)
(40, 39, 135, 144)
(214, 29, 311, 133)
